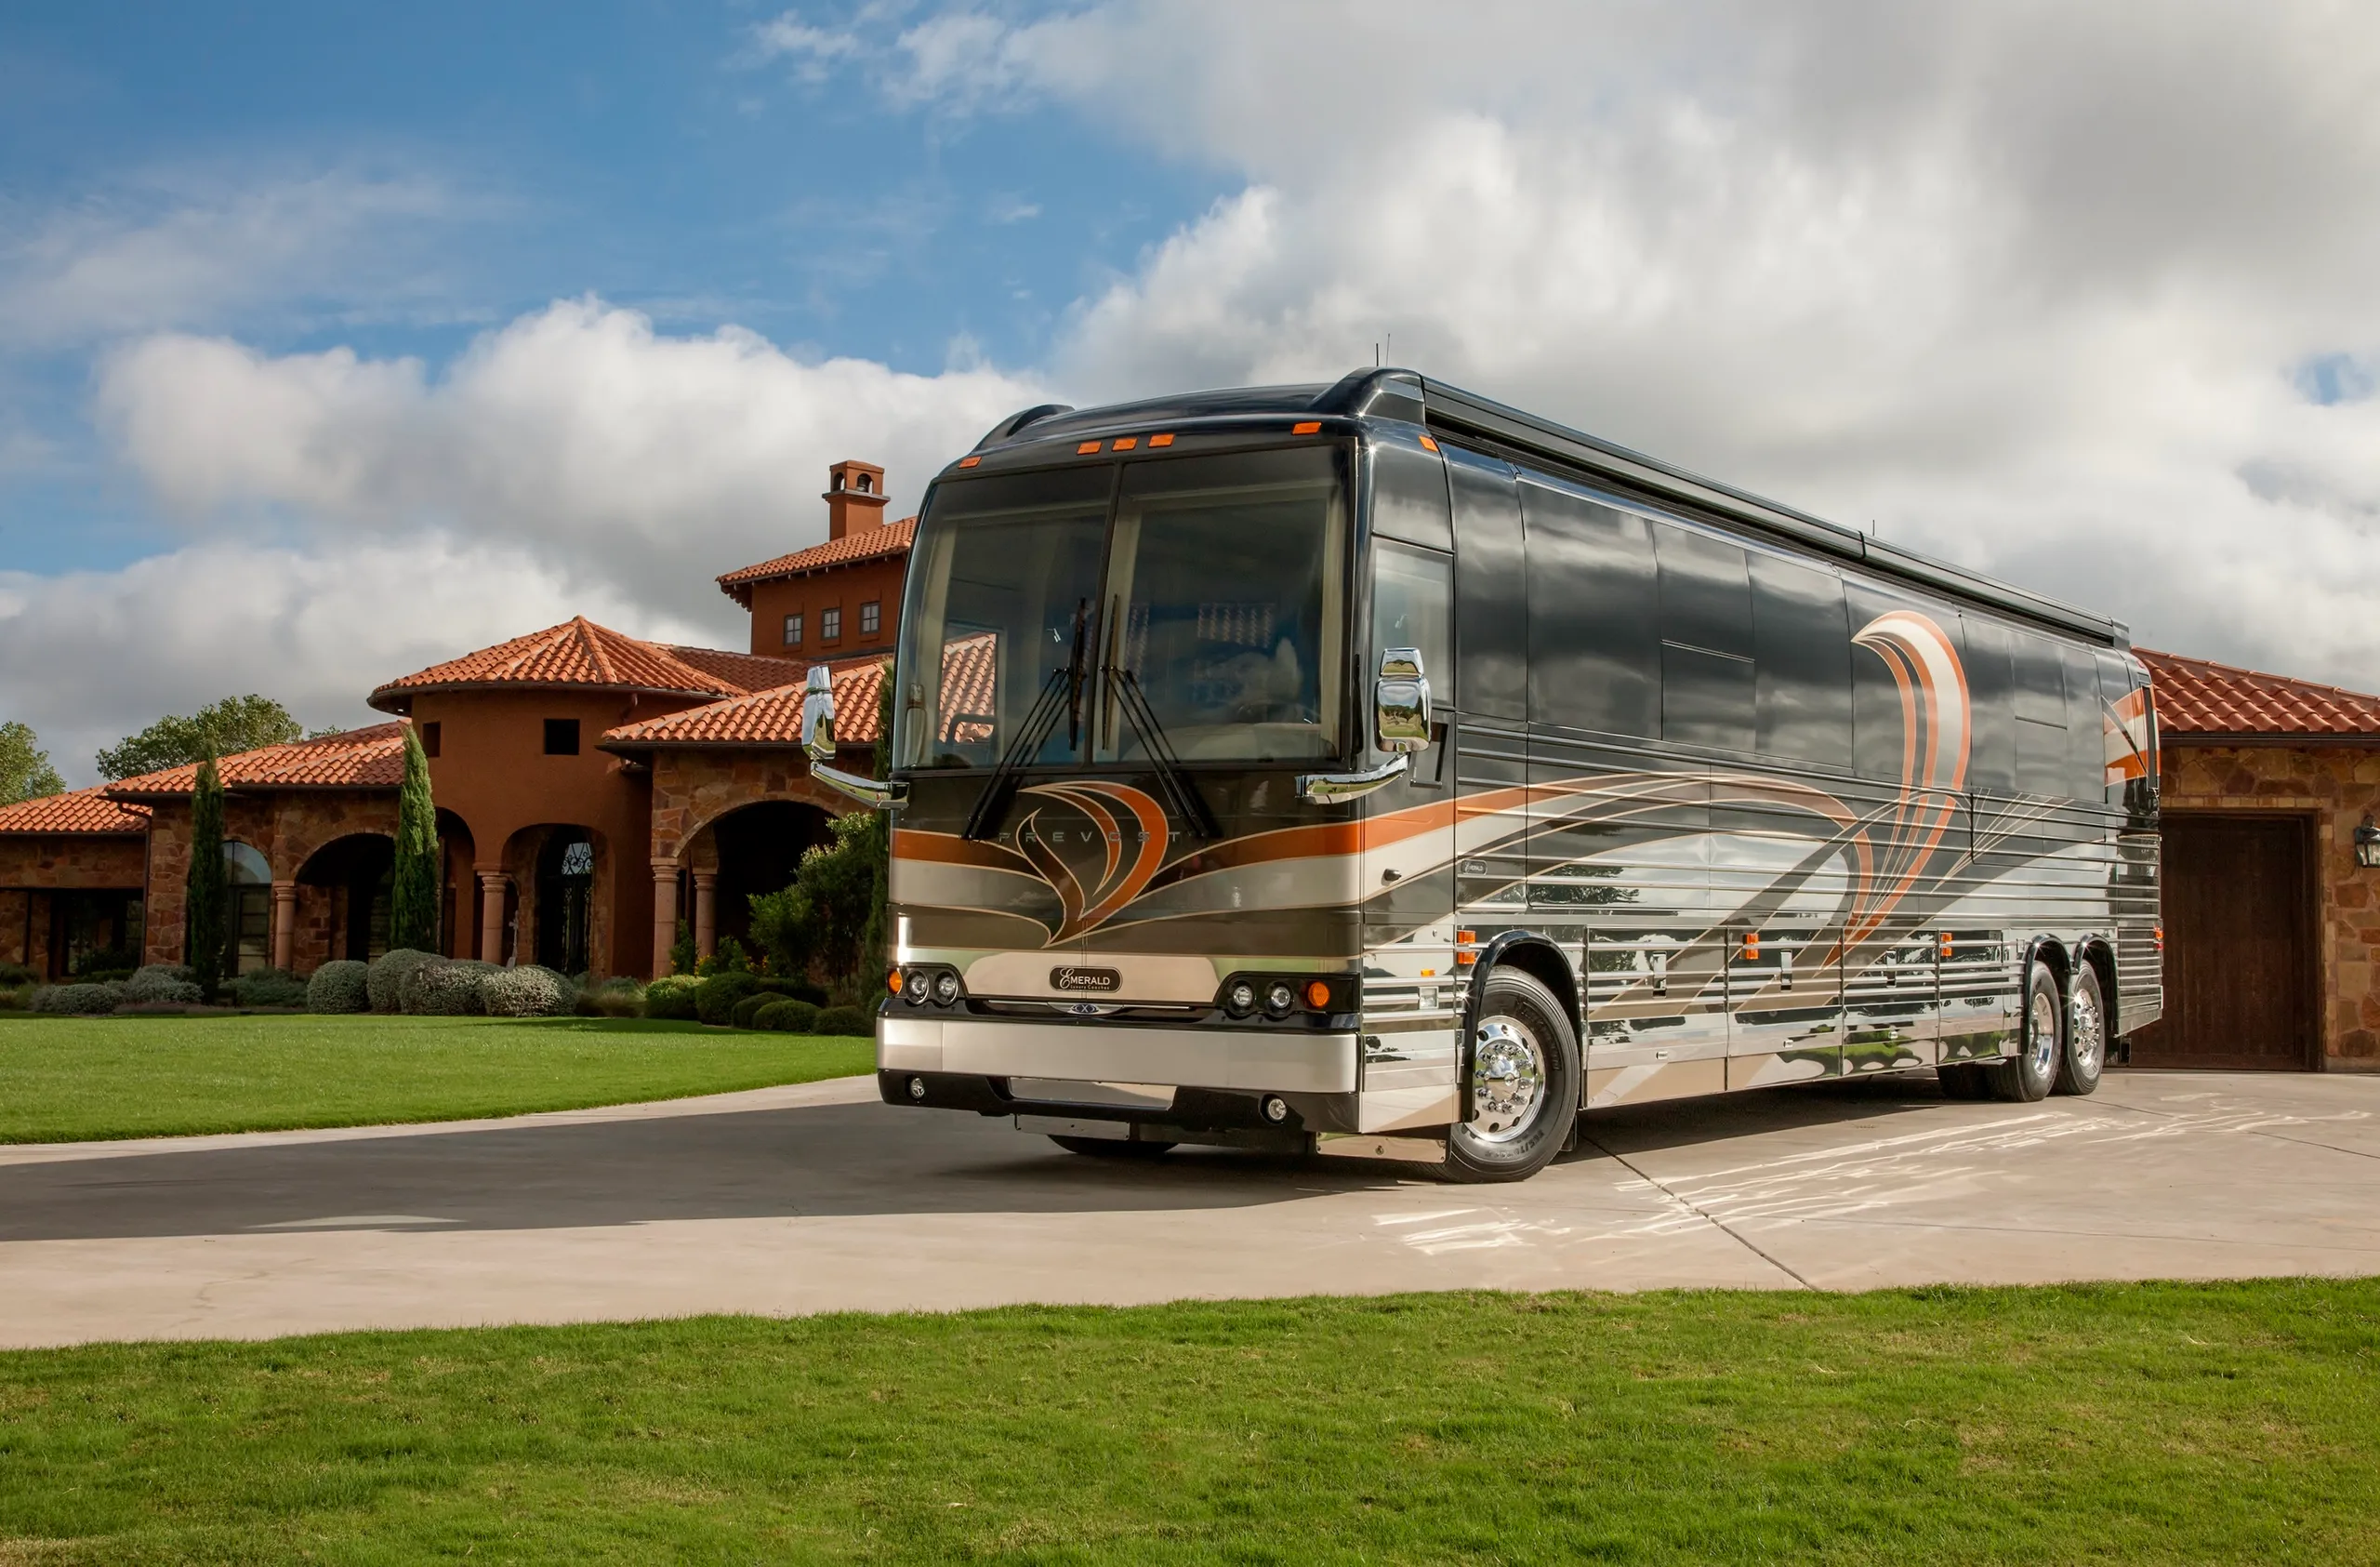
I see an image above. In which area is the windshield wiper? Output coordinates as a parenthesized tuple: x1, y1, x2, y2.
(1103, 664, 1222, 839)
(961, 601, 1091, 842)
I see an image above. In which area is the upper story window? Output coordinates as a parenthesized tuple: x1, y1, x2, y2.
(822, 606, 842, 643)
(859, 600, 881, 637)
(419, 721, 441, 758)
(543, 718, 580, 756)
(783, 613, 803, 647)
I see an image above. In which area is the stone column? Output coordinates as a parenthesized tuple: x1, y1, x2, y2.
(271, 881, 298, 972)
(693, 870, 718, 961)
(478, 871, 509, 966)
(651, 860, 680, 978)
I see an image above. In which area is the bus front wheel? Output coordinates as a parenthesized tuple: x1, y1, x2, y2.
(1444, 968, 1580, 1184)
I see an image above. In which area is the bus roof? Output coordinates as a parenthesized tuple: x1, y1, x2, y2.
(970, 368, 2129, 648)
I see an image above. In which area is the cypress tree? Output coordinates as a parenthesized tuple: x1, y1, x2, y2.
(186, 753, 227, 1000)
(390, 724, 439, 951)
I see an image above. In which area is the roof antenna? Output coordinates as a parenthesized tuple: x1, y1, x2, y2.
(1385, 331, 1392, 365)
(1374, 341, 1381, 367)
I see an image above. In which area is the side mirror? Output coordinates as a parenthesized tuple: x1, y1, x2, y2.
(1374, 647, 1431, 753)
(800, 666, 838, 764)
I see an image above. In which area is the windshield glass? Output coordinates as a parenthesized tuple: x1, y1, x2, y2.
(893, 467, 1111, 771)
(894, 446, 1347, 770)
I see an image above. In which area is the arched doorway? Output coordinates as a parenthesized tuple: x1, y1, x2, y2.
(696, 802, 837, 957)
(297, 833, 395, 964)
(436, 810, 476, 959)
(223, 841, 271, 975)
(535, 829, 596, 975)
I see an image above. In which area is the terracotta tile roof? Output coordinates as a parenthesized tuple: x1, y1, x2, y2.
(660, 645, 812, 693)
(931, 631, 998, 745)
(0, 786, 152, 836)
(2136, 647, 2380, 738)
(104, 723, 411, 800)
(368, 618, 743, 710)
(717, 518, 916, 607)
(602, 657, 890, 750)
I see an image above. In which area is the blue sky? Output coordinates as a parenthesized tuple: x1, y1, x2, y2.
(0, 1, 1220, 578)
(4, 3, 2377, 784)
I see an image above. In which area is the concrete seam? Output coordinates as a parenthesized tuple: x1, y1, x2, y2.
(2093, 1091, 2380, 1164)
(1578, 1132, 1818, 1290)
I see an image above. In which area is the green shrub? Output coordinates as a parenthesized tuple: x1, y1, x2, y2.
(0, 961, 36, 987)
(126, 963, 204, 1006)
(403, 958, 494, 1016)
(231, 967, 309, 1008)
(642, 974, 701, 1020)
(368, 949, 439, 1014)
(729, 992, 777, 1029)
(754, 998, 820, 1033)
(34, 981, 125, 1016)
(813, 1003, 874, 1037)
(575, 976, 643, 1018)
(483, 964, 574, 1017)
(695, 936, 752, 978)
(0, 983, 30, 1011)
(306, 960, 371, 1014)
(694, 971, 760, 1027)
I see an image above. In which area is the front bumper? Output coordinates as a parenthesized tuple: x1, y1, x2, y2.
(879, 1014, 1358, 1095)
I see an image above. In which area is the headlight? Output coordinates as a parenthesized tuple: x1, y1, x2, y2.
(932, 970, 962, 1005)
(1263, 981, 1296, 1017)
(903, 969, 932, 1005)
(1224, 979, 1257, 1016)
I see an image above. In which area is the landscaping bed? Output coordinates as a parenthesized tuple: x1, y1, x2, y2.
(0, 1013, 873, 1143)
(0, 1280, 2374, 1562)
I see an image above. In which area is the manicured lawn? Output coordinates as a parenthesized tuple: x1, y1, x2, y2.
(0, 1013, 874, 1144)
(0, 1280, 2374, 1562)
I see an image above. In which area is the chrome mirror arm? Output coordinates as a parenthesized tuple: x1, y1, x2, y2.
(1296, 754, 1408, 804)
(813, 763, 908, 809)
(802, 662, 908, 810)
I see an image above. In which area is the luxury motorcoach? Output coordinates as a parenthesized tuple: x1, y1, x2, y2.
(799, 370, 2161, 1182)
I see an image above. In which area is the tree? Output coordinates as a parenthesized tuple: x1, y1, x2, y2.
(0, 721, 65, 805)
(186, 754, 227, 1000)
(390, 724, 439, 951)
(98, 695, 305, 781)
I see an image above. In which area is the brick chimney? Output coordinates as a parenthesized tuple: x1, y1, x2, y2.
(824, 459, 890, 542)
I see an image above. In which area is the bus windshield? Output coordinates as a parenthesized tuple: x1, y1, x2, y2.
(894, 445, 1347, 771)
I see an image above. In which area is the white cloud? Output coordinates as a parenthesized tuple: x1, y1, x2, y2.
(0, 535, 700, 789)
(96, 298, 1046, 626)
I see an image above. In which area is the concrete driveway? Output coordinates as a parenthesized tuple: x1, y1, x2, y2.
(2, 1069, 2375, 1348)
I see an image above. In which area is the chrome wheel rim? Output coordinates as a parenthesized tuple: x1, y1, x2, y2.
(2069, 984, 2104, 1077)
(2027, 987, 2059, 1079)
(1468, 1017, 1547, 1145)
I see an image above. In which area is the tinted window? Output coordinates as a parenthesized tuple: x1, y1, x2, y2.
(2061, 645, 2106, 800)
(1372, 540, 1451, 695)
(1521, 478, 1656, 737)
(1847, 583, 1914, 780)
(1655, 525, 1753, 751)
(1448, 447, 1526, 721)
(1750, 554, 1851, 765)
(1959, 616, 2018, 795)
(1369, 434, 1453, 550)
(2010, 633, 2065, 724)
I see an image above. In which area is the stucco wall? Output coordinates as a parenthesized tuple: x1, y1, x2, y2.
(2160, 741, 2380, 1067)
(744, 555, 906, 663)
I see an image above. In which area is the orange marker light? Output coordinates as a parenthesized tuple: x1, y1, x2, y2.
(1112, 436, 1137, 450)
(1742, 932, 1761, 961)
(1938, 931, 1954, 958)
(1148, 432, 1175, 446)
(1418, 434, 1439, 452)
(1292, 420, 1322, 434)
(886, 968, 903, 996)
(1077, 440, 1102, 454)
(2153, 924, 2165, 952)
(1305, 979, 1332, 1011)
(958, 455, 981, 468)
(1455, 929, 1479, 967)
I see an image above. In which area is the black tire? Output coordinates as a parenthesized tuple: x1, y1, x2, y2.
(1986, 959, 2061, 1103)
(1937, 1062, 1986, 1100)
(1050, 1135, 1175, 1158)
(1444, 968, 1580, 1184)
(2056, 963, 2108, 1096)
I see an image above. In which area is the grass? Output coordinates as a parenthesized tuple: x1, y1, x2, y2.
(0, 1013, 874, 1144)
(0, 1281, 2374, 1562)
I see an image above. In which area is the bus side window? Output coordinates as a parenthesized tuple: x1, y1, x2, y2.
(1847, 583, 1918, 781)
(1448, 448, 1527, 722)
(1521, 478, 1656, 737)
(1960, 616, 2018, 796)
(1654, 524, 1754, 752)
(1368, 434, 1454, 551)
(2009, 632, 2069, 796)
(1372, 540, 1452, 755)
(2061, 644, 2109, 802)
(1750, 553, 1850, 766)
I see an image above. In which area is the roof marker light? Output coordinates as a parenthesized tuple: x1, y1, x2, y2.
(1418, 434, 1439, 452)
(1112, 437, 1137, 450)
(958, 456, 981, 468)
(1292, 420, 1322, 434)
(1149, 432, 1175, 446)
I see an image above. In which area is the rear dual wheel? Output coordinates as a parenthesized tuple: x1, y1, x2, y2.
(1985, 960, 2064, 1103)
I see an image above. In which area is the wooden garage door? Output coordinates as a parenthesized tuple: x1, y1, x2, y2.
(2133, 815, 2315, 1069)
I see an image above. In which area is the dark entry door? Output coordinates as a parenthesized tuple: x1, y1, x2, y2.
(2135, 815, 2314, 1069)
